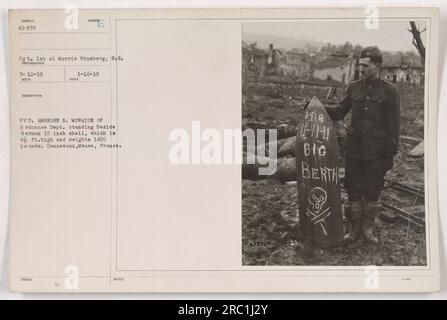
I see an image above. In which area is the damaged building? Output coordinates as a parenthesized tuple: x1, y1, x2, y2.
(242, 42, 268, 80)
(242, 43, 312, 79)
(312, 54, 356, 85)
(280, 51, 312, 79)
(381, 64, 424, 85)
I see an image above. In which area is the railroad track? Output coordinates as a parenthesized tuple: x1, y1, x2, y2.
(381, 202, 425, 229)
(385, 179, 424, 200)
(380, 180, 426, 229)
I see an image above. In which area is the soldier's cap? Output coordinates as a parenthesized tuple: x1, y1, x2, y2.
(360, 46, 383, 64)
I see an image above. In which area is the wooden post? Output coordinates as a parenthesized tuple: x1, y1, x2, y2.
(296, 97, 344, 247)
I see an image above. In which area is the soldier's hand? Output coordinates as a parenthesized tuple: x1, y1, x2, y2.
(302, 98, 311, 110)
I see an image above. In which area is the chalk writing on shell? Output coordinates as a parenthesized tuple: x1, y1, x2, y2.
(299, 110, 339, 185)
(296, 97, 344, 246)
(299, 111, 330, 141)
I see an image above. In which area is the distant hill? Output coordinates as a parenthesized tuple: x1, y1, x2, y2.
(242, 32, 325, 52)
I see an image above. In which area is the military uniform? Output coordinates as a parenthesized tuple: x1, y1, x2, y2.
(325, 47, 401, 242)
(327, 78, 400, 200)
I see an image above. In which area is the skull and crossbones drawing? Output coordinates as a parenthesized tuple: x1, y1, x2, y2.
(306, 187, 332, 236)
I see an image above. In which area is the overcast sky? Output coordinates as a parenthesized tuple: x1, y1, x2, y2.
(242, 20, 427, 52)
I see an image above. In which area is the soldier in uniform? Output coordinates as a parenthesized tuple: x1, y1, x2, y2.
(325, 46, 401, 243)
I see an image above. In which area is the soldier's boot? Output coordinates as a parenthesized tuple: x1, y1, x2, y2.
(344, 201, 363, 242)
(362, 201, 381, 244)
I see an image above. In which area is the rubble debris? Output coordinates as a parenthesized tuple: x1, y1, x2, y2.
(400, 135, 423, 144)
(242, 152, 296, 182)
(278, 136, 296, 157)
(407, 140, 424, 157)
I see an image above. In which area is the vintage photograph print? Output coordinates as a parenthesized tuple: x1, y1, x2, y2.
(242, 20, 427, 266)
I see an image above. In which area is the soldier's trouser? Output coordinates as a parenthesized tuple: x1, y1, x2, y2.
(345, 156, 389, 203)
(343, 156, 391, 242)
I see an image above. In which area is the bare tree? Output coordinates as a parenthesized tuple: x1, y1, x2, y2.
(408, 21, 426, 66)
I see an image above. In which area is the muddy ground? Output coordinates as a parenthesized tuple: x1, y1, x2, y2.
(242, 77, 426, 266)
